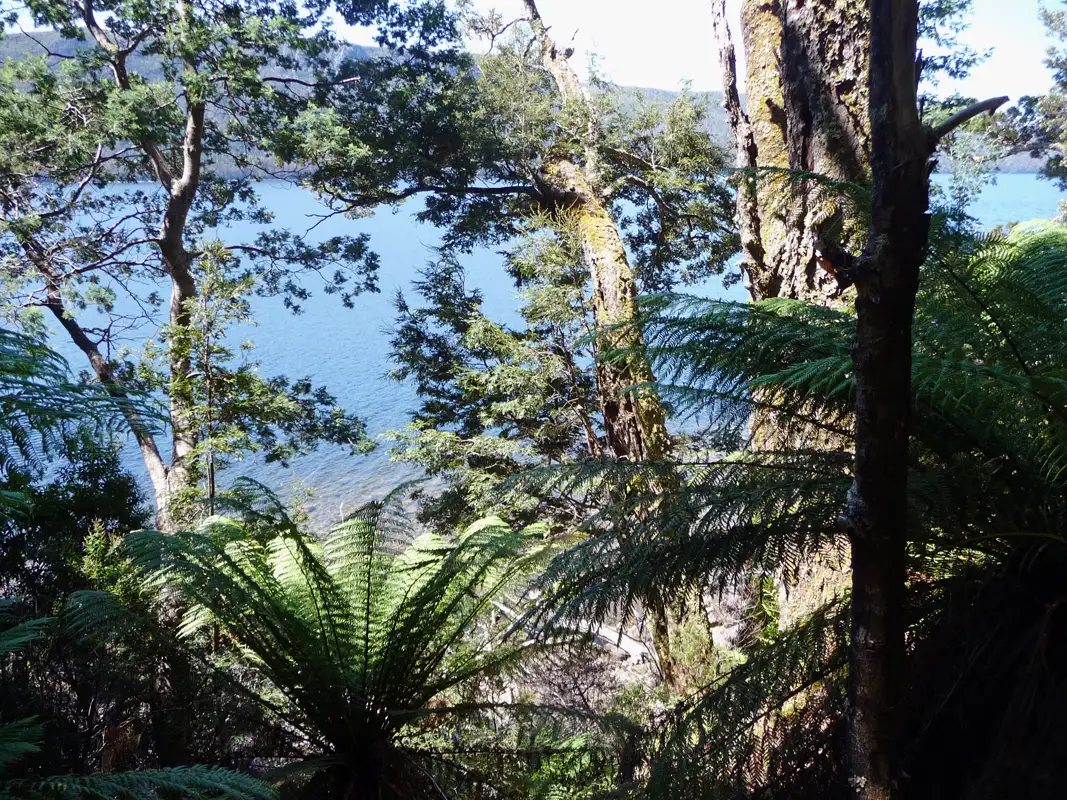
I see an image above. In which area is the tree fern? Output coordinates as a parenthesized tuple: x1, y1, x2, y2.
(526, 221, 1067, 796)
(0, 328, 156, 484)
(69, 482, 567, 799)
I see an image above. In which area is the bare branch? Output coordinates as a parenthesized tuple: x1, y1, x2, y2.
(38, 144, 104, 221)
(335, 182, 538, 212)
(928, 96, 1010, 147)
(17, 27, 75, 59)
(262, 75, 362, 89)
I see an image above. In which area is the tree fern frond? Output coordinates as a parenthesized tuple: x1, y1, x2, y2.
(645, 601, 849, 799)
(106, 485, 559, 798)
(517, 452, 850, 627)
(0, 719, 43, 774)
(0, 765, 276, 800)
(533, 221, 1067, 796)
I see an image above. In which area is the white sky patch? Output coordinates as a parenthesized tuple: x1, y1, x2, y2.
(333, 0, 1055, 101)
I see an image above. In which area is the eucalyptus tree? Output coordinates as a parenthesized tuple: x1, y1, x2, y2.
(0, 0, 456, 529)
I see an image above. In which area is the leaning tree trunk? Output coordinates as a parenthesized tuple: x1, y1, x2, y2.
(71, 0, 208, 532)
(715, 0, 871, 304)
(522, 0, 679, 687)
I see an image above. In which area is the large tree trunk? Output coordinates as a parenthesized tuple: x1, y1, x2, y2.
(715, 4, 1005, 792)
(712, 0, 859, 632)
(520, 0, 670, 470)
(542, 160, 672, 464)
(715, 0, 870, 304)
(522, 0, 678, 687)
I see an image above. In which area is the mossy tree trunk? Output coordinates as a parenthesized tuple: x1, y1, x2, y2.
(522, 0, 678, 687)
(714, 0, 871, 304)
(712, 0, 866, 630)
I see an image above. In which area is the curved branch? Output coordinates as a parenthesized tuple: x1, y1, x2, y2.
(928, 96, 1010, 148)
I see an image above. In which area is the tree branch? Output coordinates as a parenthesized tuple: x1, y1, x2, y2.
(711, 0, 766, 292)
(80, 0, 117, 53)
(81, 0, 174, 190)
(338, 182, 538, 211)
(262, 75, 362, 89)
(928, 96, 1010, 147)
(37, 144, 104, 221)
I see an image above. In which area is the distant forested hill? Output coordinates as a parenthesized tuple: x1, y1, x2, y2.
(620, 86, 735, 146)
(0, 28, 383, 76)
(0, 32, 1038, 175)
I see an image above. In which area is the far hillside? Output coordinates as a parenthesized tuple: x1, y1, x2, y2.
(0, 31, 1040, 174)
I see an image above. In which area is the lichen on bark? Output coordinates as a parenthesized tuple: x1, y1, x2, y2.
(730, 0, 871, 304)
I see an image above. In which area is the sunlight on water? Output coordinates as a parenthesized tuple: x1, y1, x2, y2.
(52, 175, 1063, 527)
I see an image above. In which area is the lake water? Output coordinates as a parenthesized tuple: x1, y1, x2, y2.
(48, 173, 1064, 526)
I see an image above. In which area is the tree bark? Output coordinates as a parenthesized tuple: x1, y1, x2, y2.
(521, 1, 670, 467)
(843, 4, 1006, 796)
(41, 0, 209, 531)
(714, 0, 870, 303)
(522, 0, 678, 686)
(842, 3, 926, 794)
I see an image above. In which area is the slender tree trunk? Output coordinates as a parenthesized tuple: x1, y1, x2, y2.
(843, 0, 929, 791)
(843, 3, 1006, 794)
(40, 279, 173, 511)
(522, 0, 678, 686)
(57, 0, 208, 531)
(15, 234, 175, 523)
(842, 3, 925, 792)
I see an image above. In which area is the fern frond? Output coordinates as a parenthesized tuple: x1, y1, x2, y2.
(98, 486, 560, 798)
(0, 765, 276, 800)
(646, 601, 849, 799)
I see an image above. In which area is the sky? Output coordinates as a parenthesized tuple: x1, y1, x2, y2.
(338, 0, 1059, 100)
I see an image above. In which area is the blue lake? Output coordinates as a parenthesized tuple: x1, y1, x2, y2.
(47, 173, 1065, 526)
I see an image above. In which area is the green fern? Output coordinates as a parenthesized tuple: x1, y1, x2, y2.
(68, 481, 565, 799)
(0, 328, 157, 485)
(526, 221, 1067, 796)
(0, 766, 276, 800)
